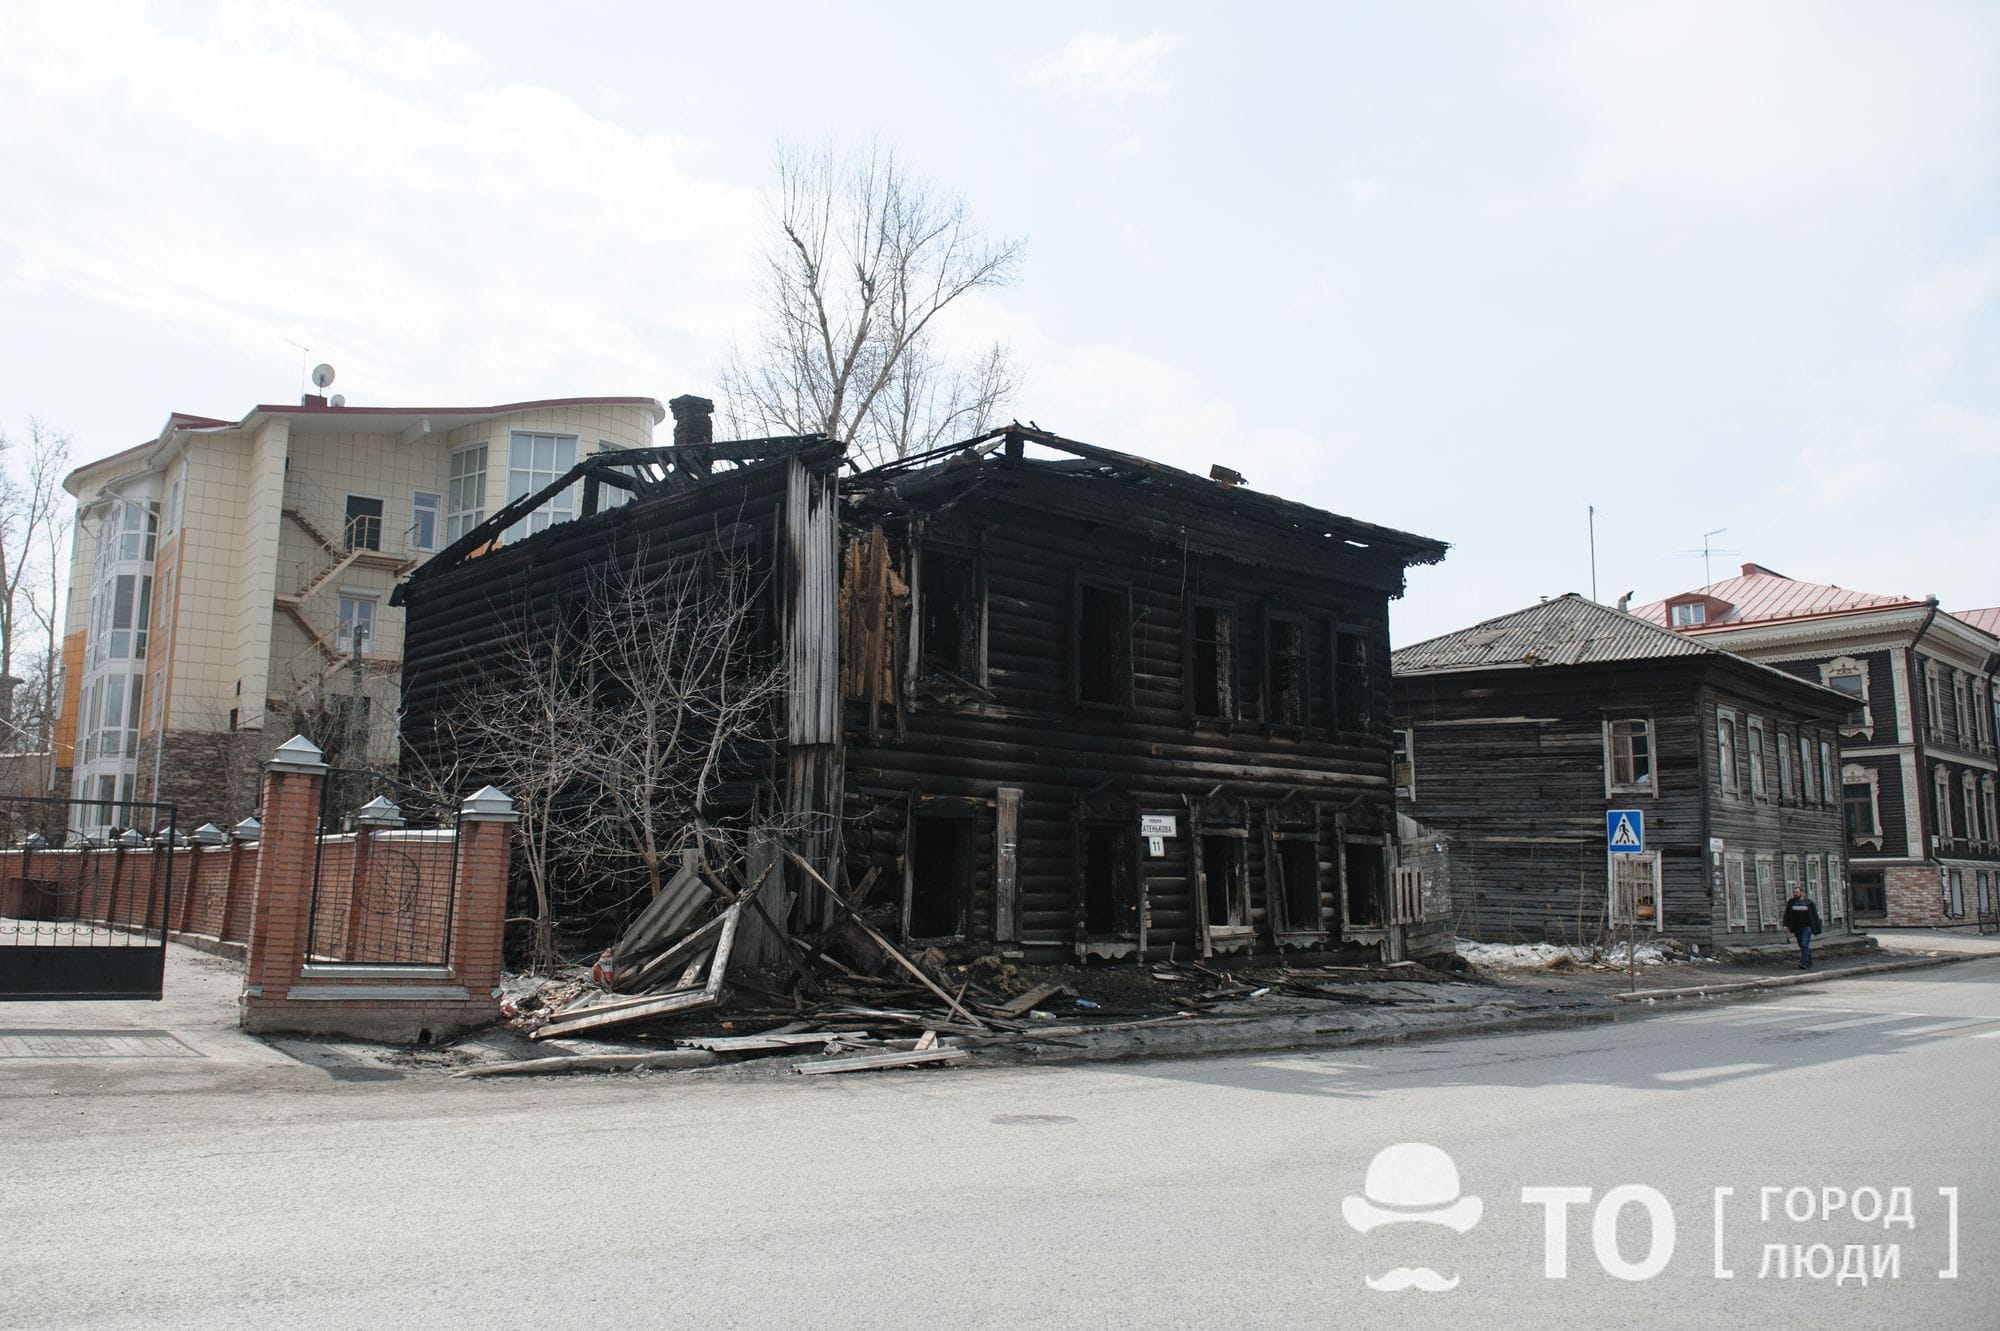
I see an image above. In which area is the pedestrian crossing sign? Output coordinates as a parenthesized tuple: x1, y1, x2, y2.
(1607, 809, 1644, 854)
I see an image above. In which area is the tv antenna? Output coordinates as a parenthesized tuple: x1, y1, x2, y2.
(282, 337, 313, 395)
(1669, 527, 1740, 586)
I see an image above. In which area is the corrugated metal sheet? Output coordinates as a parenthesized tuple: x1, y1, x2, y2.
(1630, 565, 1919, 628)
(1394, 594, 1715, 674)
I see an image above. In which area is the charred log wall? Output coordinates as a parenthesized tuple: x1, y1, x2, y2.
(397, 455, 828, 935)
(843, 466, 1419, 962)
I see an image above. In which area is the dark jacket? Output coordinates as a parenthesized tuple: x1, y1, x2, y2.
(1780, 895, 1821, 937)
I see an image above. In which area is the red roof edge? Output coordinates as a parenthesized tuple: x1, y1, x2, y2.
(244, 395, 667, 423)
(1675, 599, 1932, 633)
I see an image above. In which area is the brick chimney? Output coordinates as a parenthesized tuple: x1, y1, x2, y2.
(669, 395, 714, 449)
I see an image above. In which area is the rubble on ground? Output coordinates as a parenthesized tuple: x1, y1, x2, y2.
(470, 848, 1463, 1078)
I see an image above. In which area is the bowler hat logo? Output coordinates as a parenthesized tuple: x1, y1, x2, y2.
(1344, 1143, 1483, 1293)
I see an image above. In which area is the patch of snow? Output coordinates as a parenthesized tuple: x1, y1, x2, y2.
(1455, 939, 1681, 968)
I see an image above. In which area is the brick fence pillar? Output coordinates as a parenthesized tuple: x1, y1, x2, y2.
(451, 786, 519, 1007)
(240, 735, 327, 1027)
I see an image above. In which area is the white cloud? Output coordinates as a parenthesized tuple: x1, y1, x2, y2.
(1021, 30, 1180, 159)
(0, 0, 759, 434)
(1024, 31, 1179, 108)
(1521, 1, 2000, 208)
(1780, 430, 1892, 511)
(1898, 236, 2000, 327)
(1921, 403, 2000, 455)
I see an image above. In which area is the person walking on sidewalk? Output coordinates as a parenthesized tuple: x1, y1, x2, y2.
(1781, 885, 1822, 970)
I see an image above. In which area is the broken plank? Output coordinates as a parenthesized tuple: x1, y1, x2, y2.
(617, 912, 729, 994)
(784, 849, 988, 1031)
(453, 1049, 720, 1078)
(676, 1032, 852, 1052)
(992, 981, 1068, 1018)
(531, 988, 718, 1040)
(793, 1047, 970, 1075)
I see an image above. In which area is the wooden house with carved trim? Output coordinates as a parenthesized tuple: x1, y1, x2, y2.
(1392, 594, 1860, 953)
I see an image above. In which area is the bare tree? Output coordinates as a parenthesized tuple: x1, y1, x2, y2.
(451, 623, 600, 974)
(721, 140, 1024, 468)
(572, 549, 791, 902)
(422, 543, 791, 973)
(0, 420, 71, 749)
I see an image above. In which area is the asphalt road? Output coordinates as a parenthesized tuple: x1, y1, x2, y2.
(4, 960, 1994, 1329)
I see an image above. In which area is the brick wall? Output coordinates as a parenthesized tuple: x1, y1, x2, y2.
(4, 737, 516, 1045)
(238, 740, 516, 1043)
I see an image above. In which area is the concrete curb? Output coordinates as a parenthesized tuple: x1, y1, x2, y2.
(1608, 952, 1976, 1003)
(979, 1001, 1621, 1067)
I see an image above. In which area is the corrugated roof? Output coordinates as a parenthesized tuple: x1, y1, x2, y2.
(1630, 563, 1921, 628)
(1394, 594, 1713, 673)
(1955, 607, 2000, 636)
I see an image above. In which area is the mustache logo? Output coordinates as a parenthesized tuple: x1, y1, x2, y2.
(1363, 1266, 1460, 1293)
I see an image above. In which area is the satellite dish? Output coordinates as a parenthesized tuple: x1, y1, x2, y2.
(329, 394, 346, 408)
(311, 363, 336, 390)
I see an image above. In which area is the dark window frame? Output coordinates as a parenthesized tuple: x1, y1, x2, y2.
(1331, 623, 1373, 735)
(1184, 596, 1236, 723)
(904, 800, 979, 943)
(1073, 799, 1142, 942)
(916, 540, 985, 686)
(1262, 607, 1309, 731)
(343, 494, 385, 552)
(1267, 804, 1327, 939)
(1072, 575, 1134, 711)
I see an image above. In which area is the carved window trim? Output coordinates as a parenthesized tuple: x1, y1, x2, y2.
(1842, 763, 1882, 850)
(1819, 656, 1872, 738)
(1603, 716, 1656, 797)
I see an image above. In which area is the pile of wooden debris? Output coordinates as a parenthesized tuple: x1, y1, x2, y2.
(471, 848, 1449, 1078)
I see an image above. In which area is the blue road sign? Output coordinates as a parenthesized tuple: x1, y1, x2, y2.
(1607, 809, 1644, 854)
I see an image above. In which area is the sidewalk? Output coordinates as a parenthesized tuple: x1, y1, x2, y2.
(1871, 927, 2000, 956)
(0, 943, 504, 1100)
(5, 935, 1992, 1092)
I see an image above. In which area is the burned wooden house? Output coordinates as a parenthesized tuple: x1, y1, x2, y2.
(1392, 594, 1861, 952)
(396, 401, 1452, 964)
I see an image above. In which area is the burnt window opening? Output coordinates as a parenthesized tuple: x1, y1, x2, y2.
(1075, 580, 1133, 708)
(1265, 613, 1306, 727)
(1273, 837, 1323, 934)
(1344, 841, 1386, 928)
(1392, 729, 1414, 799)
(1334, 628, 1371, 733)
(919, 548, 980, 680)
(1080, 822, 1139, 937)
(907, 812, 975, 940)
(1190, 603, 1234, 720)
(1200, 834, 1250, 929)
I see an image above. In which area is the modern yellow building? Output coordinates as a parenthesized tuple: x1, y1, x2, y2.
(55, 391, 665, 832)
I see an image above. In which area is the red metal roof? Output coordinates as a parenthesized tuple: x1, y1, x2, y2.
(1956, 608, 2000, 636)
(1632, 562, 1924, 630)
(242, 395, 665, 422)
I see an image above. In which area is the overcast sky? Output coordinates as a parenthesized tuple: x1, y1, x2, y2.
(3, 1, 1995, 641)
